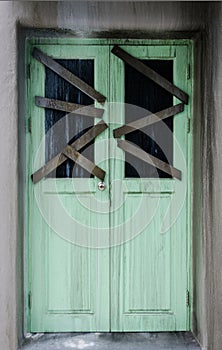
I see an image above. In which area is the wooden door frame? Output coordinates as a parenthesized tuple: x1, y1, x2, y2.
(25, 37, 193, 333)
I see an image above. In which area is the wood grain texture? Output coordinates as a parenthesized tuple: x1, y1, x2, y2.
(110, 44, 189, 331)
(35, 96, 104, 118)
(111, 45, 189, 104)
(33, 47, 106, 104)
(27, 41, 191, 333)
(113, 103, 184, 138)
(63, 145, 106, 181)
(28, 44, 110, 332)
(117, 139, 182, 180)
(32, 121, 108, 183)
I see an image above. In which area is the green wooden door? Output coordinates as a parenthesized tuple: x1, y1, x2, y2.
(109, 45, 191, 331)
(26, 40, 192, 332)
(27, 44, 110, 332)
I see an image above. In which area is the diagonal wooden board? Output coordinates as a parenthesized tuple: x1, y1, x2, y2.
(113, 103, 184, 138)
(117, 139, 182, 180)
(35, 96, 104, 118)
(111, 45, 188, 104)
(32, 121, 108, 184)
(33, 47, 106, 104)
(63, 146, 105, 181)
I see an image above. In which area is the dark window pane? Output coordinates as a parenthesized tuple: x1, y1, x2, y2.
(45, 59, 94, 178)
(125, 60, 173, 178)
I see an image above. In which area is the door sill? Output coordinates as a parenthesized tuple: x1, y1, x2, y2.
(21, 332, 201, 349)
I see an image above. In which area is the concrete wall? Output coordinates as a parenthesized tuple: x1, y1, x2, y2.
(0, 1, 221, 349)
(202, 4, 222, 350)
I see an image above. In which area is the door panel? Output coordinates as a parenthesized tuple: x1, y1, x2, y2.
(47, 233, 91, 312)
(110, 45, 189, 331)
(124, 195, 171, 312)
(27, 45, 110, 332)
(27, 41, 191, 332)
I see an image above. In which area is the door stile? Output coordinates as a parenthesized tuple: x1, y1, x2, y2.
(109, 46, 125, 331)
(170, 45, 189, 330)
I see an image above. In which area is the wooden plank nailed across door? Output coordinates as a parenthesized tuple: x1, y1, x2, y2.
(113, 103, 184, 138)
(111, 45, 189, 104)
(35, 96, 104, 118)
(32, 47, 106, 104)
(63, 146, 106, 181)
(32, 121, 108, 183)
(117, 139, 182, 180)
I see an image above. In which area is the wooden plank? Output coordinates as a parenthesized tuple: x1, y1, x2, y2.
(32, 121, 108, 183)
(35, 96, 104, 118)
(113, 103, 184, 138)
(117, 139, 182, 180)
(63, 146, 105, 181)
(111, 45, 188, 104)
(32, 48, 106, 104)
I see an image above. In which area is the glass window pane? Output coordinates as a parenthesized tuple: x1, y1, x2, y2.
(45, 59, 94, 178)
(125, 59, 173, 178)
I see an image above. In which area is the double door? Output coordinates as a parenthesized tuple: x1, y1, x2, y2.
(26, 41, 192, 332)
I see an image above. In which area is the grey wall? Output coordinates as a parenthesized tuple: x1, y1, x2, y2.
(202, 4, 222, 350)
(0, 1, 221, 349)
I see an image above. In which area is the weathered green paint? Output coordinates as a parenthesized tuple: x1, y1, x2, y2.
(26, 44, 110, 332)
(109, 44, 192, 331)
(26, 39, 193, 332)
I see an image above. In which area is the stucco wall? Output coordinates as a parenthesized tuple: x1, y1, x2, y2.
(202, 4, 222, 350)
(0, 1, 221, 349)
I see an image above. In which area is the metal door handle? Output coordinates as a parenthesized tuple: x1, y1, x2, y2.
(98, 182, 106, 191)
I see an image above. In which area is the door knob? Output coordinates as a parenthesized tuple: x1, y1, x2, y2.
(98, 182, 106, 191)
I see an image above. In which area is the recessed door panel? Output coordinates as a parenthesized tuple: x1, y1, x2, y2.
(123, 195, 171, 312)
